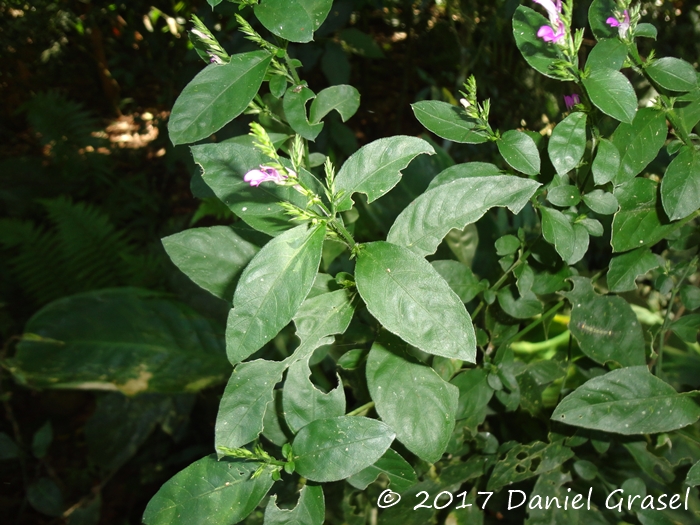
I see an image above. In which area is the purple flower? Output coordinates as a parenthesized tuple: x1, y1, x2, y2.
(606, 10, 631, 38)
(244, 166, 289, 187)
(532, 0, 565, 43)
(564, 94, 580, 110)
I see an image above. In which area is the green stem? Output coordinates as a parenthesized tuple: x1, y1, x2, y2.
(330, 219, 356, 249)
(471, 248, 532, 319)
(511, 330, 570, 354)
(284, 51, 302, 85)
(505, 301, 566, 346)
(347, 401, 374, 417)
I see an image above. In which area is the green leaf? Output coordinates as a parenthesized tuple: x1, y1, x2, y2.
(143, 455, 275, 525)
(681, 285, 700, 311)
(552, 366, 700, 434)
(497, 130, 541, 175)
(431, 260, 485, 303)
(32, 421, 53, 459)
(292, 416, 395, 482)
(486, 441, 574, 492)
(563, 276, 646, 367)
(548, 185, 581, 207)
(496, 235, 521, 256)
(512, 6, 561, 79)
(284, 86, 324, 141)
(192, 142, 309, 236)
(677, 89, 700, 133)
(346, 448, 417, 493)
(687, 461, 700, 486)
(334, 136, 435, 211)
(427, 162, 500, 191)
(451, 369, 494, 436)
(671, 314, 700, 343)
(215, 360, 286, 450)
(588, 0, 618, 41)
(309, 85, 360, 124)
(262, 390, 290, 447)
(283, 357, 345, 433)
(635, 23, 658, 40)
(28, 477, 64, 517)
(611, 108, 667, 184)
(411, 101, 489, 144)
(162, 226, 259, 303)
(264, 484, 324, 525)
(607, 247, 661, 292)
(497, 286, 543, 319)
(586, 38, 628, 71)
(582, 189, 618, 215)
(548, 112, 587, 174)
(226, 223, 325, 364)
(355, 242, 476, 363)
(592, 138, 621, 185)
(290, 289, 356, 363)
(612, 178, 674, 253)
(646, 57, 698, 93)
(0, 432, 19, 460)
(582, 67, 637, 123)
(387, 176, 540, 256)
(567, 223, 590, 265)
(540, 207, 574, 261)
(168, 51, 272, 145)
(269, 74, 287, 98)
(366, 334, 458, 463)
(661, 146, 700, 221)
(10, 289, 228, 394)
(623, 441, 675, 485)
(255, 0, 333, 43)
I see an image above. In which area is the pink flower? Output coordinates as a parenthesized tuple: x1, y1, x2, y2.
(244, 166, 289, 187)
(564, 94, 580, 110)
(532, 0, 566, 44)
(607, 10, 631, 38)
(538, 25, 566, 43)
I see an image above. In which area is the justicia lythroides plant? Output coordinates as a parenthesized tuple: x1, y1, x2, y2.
(139, 0, 700, 523)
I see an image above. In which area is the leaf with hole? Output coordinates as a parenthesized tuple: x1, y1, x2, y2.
(346, 448, 417, 493)
(607, 247, 660, 292)
(309, 85, 360, 123)
(486, 441, 574, 492)
(264, 484, 324, 525)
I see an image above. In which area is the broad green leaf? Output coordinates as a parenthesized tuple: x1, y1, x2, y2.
(262, 390, 290, 447)
(588, 0, 618, 40)
(284, 86, 324, 141)
(582, 67, 637, 123)
(497, 130, 541, 175)
(387, 176, 540, 256)
(168, 51, 272, 145)
(293, 416, 395, 482)
(28, 478, 64, 517)
(681, 285, 700, 311)
(548, 112, 587, 174)
(661, 146, 700, 221)
(592, 138, 620, 185)
(309, 85, 360, 123)
(346, 448, 417, 493)
(517, 361, 566, 415)
(540, 207, 574, 261)
(269, 74, 287, 98)
(215, 360, 286, 450)
(611, 108, 667, 184)
(143, 455, 275, 525)
(623, 441, 675, 484)
(426, 162, 501, 191)
(451, 369, 494, 436)
(487, 441, 574, 492)
(496, 235, 521, 256)
(512, 6, 560, 79)
(579, 217, 604, 237)
(635, 23, 658, 40)
(547, 185, 581, 207)
(334, 136, 435, 211)
(552, 366, 700, 434)
(612, 178, 674, 252)
(607, 247, 661, 292)
(32, 421, 53, 459)
(671, 314, 700, 343)
(264, 485, 324, 525)
(377, 480, 439, 525)
(192, 142, 309, 236)
(431, 260, 485, 303)
(355, 242, 476, 363)
(366, 334, 458, 463)
(582, 189, 619, 215)
(586, 38, 628, 71)
(10, 289, 228, 394)
(563, 276, 646, 367)
(687, 461, 700, 486)
(497, 286, 543, 319)
(162, 226, 259, 303)
(567, 223, 590, 265)
(289, 289, 356, 364)
(646, 57, 698, 92)
(255, 0, 333, 43)
(226, 223, 325, 364)
(677, 89, 700, 132)
(283, 357, 345, 433)
(411, 101, 489, 144)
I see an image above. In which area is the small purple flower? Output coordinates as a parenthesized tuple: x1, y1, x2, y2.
(244, 166, 289, 187)
(564, 94, 580, 111)
(607, 10, 631, 38)
(537, 25, 566, 43)
(532, 0, 566, 44)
